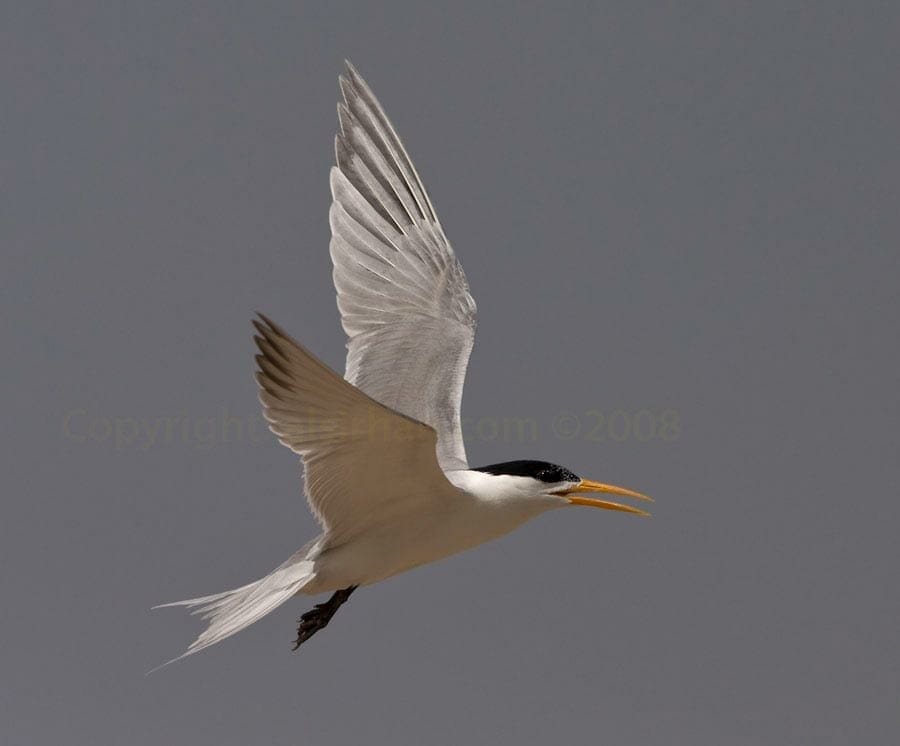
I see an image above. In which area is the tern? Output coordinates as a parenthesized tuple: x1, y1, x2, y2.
(156, 62, 651, 665)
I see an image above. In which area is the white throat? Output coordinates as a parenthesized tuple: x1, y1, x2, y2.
(446, 469, 566, 515)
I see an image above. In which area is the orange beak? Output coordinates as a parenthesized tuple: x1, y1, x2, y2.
(556, 478, 653, 517)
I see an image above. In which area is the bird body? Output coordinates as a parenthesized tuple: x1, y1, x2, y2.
(307, 470, 563, 594)
(155, 63, 651, 667)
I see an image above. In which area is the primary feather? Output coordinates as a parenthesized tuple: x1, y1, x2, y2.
(154, 64, 496, 667)
(253, 314, 455, 547)
(330, 62, 477, 472)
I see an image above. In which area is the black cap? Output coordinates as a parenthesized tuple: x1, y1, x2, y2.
(471, 460, 579, 483)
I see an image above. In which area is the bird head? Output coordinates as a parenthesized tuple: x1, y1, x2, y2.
(469, 460, 652, 515)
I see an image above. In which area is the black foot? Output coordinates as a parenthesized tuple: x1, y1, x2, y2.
(292, 585, 357, 651)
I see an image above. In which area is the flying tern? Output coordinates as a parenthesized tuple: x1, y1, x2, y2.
(156, 62, 651, 665)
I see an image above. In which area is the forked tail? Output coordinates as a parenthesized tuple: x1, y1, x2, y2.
(152, 552, 316, 670)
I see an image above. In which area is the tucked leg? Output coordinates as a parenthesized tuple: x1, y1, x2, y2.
(292, 585, 358, 651)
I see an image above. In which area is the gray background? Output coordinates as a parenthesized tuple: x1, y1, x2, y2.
(3, 2, 898, 744)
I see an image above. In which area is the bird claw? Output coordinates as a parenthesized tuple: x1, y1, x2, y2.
(292, 585, 358, 652)
(292, 607, 331, 650)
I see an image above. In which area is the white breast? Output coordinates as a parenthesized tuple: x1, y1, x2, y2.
(304, 470, 564, 593)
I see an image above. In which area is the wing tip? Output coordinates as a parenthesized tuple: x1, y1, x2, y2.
(339, 61, 363, 106)
(342, 59, 362, 87)
(252, 312, 291, 346)
(253, 310, 275, 330)
(252, 313, 294, 372)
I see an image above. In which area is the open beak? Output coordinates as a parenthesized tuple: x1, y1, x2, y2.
(556, 479, 653, 517)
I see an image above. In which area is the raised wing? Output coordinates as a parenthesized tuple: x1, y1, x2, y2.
(253, 315, 456, 546)
(329, 62, 477, 472)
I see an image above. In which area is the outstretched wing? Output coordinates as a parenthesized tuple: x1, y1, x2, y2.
(253, 315, 457, 546)
(329, 62, 477, 472)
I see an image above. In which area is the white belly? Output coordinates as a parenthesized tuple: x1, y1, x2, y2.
(303, 494, 552, 593)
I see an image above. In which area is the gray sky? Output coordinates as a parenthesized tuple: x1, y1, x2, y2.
(3, 3, 898, 744)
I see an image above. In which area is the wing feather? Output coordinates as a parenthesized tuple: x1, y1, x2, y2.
(253, 314, 454, 545)
(330, 62, 477, 472)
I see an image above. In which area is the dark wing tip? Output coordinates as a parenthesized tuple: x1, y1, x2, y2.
(254, 311, 276, 330)
(252, 314, 294, 364)
(254, 312, 293, 343)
